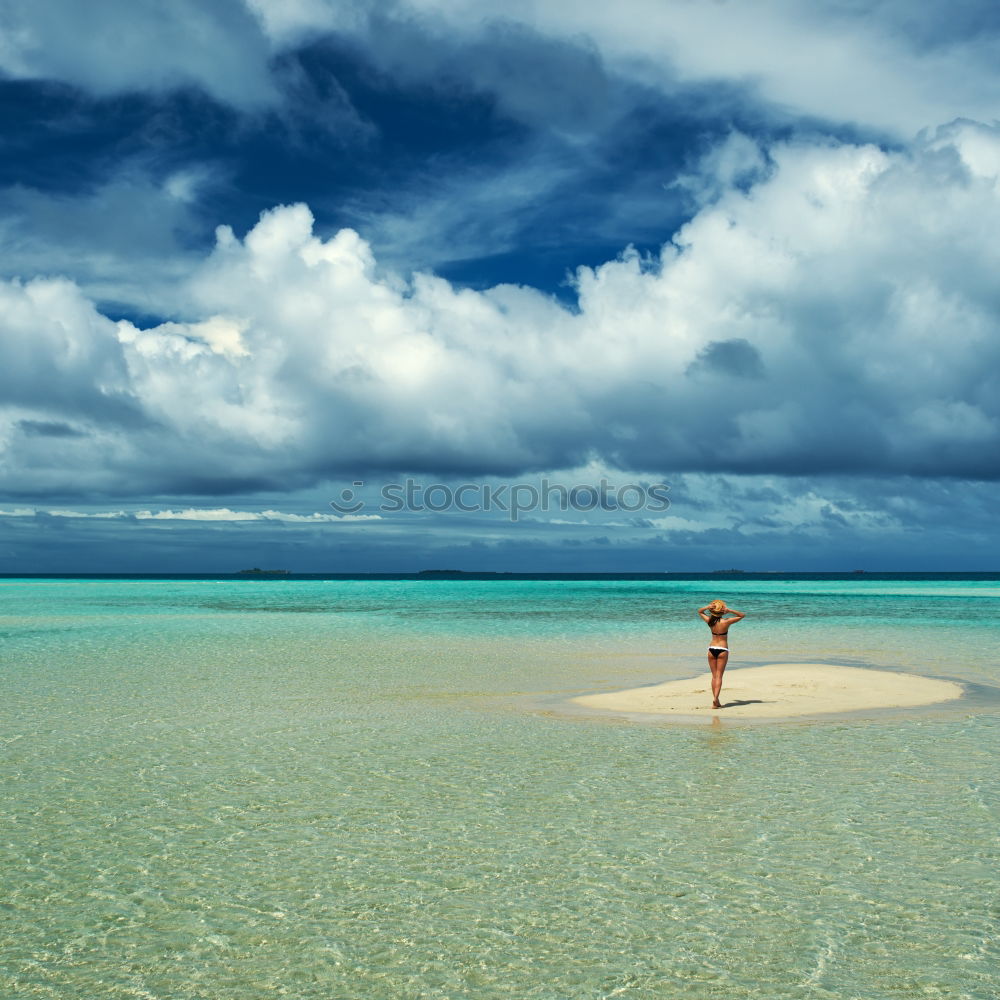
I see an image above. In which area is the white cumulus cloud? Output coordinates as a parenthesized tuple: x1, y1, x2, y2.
(3, 121, 1000, 497)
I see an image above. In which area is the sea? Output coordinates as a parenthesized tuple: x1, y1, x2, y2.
(2, 573, 998, 999)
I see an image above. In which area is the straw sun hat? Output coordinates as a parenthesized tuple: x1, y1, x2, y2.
(707, 600, 727, 615)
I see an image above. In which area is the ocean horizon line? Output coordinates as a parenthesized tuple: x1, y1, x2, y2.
(2, 570, 999, 581)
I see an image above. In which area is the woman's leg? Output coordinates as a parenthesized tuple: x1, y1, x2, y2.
(708, 650, 729, 707)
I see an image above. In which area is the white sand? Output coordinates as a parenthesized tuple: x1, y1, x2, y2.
(571, 663, 964, 720)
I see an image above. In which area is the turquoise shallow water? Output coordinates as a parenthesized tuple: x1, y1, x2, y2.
(2, 578, 999, 998)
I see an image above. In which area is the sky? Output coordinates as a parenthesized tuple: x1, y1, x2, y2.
(2, 0, 1000, 572)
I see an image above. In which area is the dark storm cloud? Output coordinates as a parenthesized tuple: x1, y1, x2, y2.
(17, 420, 86, 438)
(5, 471, 1000, 571)
(687, 339, 766, 379)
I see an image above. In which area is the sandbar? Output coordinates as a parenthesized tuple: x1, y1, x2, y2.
(571, 663, 964, 720)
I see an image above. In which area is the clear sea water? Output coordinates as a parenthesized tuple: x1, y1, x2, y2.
(2, 575, 999, 999)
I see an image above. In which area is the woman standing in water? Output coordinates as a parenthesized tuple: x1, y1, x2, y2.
(697, 599, 746, 708)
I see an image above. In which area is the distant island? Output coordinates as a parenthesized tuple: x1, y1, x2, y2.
(712, 568, 745, 574)
(418, 569, 510, 576)
(238, 568, 290, 575)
